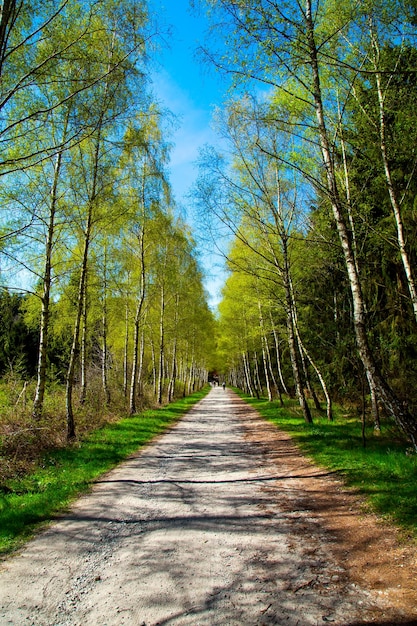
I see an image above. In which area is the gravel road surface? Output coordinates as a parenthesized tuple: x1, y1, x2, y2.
(0, 387, 416, 625)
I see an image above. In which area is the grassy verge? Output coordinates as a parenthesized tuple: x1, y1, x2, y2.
(0, 387, 210, 556)
(238, 392, 417, 540)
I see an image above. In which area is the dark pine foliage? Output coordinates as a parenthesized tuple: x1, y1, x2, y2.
(0, 291, 38, 377)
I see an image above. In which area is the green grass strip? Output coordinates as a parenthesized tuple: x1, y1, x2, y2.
(238, 393, 417, 540)
(0, 387, 210, 556)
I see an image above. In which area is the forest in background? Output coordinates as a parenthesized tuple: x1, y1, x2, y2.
(2, 0, 417, 490)
(195, 0, 417, 452)
(0, 0, 215, 482)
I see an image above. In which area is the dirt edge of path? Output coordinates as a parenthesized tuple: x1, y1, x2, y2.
(239, 401, 417, 621)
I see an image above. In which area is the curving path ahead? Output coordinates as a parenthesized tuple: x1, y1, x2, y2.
(0, 387, 415, 625)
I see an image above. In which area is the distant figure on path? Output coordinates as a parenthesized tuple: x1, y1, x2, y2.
(222, 382, 226, 390)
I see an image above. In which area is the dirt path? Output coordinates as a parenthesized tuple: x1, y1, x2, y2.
(0, 388, 416, 626)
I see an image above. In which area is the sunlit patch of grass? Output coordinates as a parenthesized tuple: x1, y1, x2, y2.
(238, 393, 417, 539)
(0, 386, 210, 556)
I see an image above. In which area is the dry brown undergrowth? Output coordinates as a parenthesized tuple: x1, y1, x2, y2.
(0, 377, 150, 484)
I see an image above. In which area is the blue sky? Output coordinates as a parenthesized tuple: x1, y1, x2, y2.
(149, 0, 228, 309)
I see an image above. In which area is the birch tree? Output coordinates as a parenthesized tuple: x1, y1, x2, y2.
(200, 0, 417, 448)
(64, 5, 150, 438)
(196, 98, 314, 422)
(117, 107, 170, 415)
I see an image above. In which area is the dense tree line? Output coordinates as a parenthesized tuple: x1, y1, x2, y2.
(0, 0, 215, 441)
(196, 0, 417, 449)
(3, 0, 417, 453)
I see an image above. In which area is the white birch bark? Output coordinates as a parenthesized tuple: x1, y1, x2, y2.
(305, 0, 417, 448)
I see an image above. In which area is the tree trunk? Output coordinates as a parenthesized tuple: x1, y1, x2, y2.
(258, 299, 273, 401)
(150, 337, 157, 398)
(293, 310, 333, 421)
(157, 284, 165, 404)
(32, 148, 64, 420)
(129, 225, 146, 415)
(297, 335, 321, 411)
(269, 310, 289, 397)
(101, 247, 110, 405)
(181, 350, 188, 396)
(65, 116, 103, 438)
(66, 206, 92, 440)
(266, 333, 283, 405)
(187, 358, 196, 395)
(123, 299, 129, 397)
(79, 273, 88, 405)
(289, 276, 332, 419)
(282, 234, 312, 423)
(138, 327, 145, 398)
(285, 297, 312, 423)
(168, 294, 180, 402)
(338, 91, 359, 272)
(168, 340, 177, 402)
(261, 336, 272, 401)
(366, 371, 381, 432)
(0, 0, 17, 79)
(242, 350, 254, 396)
(129, 311, 140, 414)
(253, 351, 261, 398)
(305, 0, 417, 448)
